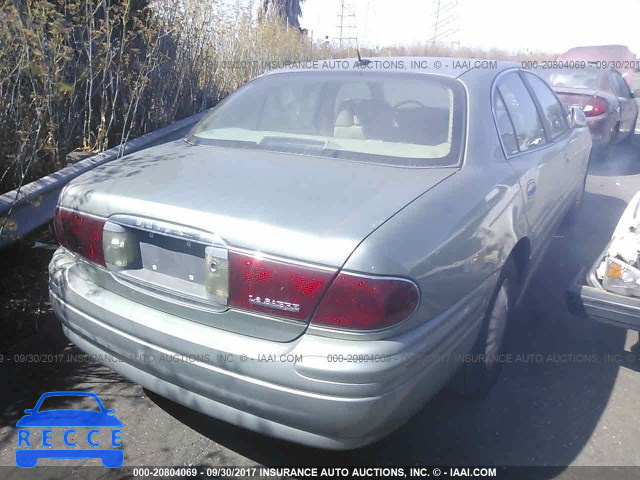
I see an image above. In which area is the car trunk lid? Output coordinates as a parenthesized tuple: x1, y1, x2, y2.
(60, 140, 457, 340)
(63, 140, 457, 266)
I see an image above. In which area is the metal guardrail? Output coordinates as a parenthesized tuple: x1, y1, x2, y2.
(0, 110, 209, 248)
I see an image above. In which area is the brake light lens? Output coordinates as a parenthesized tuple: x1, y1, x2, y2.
(583, 97, 608, 117)
(228, 252, 334, 321)
(310, 273, 419, 330)
(54, 208, 106, 266)
(228, 251, 420, 330)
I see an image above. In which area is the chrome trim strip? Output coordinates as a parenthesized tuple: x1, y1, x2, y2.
(109, 214, 227, 247)
(105, 214, 230, 308)
(110, 271, 229, 313)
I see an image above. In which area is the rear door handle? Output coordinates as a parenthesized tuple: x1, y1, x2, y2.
(526, 180, 537, 198)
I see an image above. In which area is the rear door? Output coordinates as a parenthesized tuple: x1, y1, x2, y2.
(522, 72, 587, 209)
(609, 70, 637, 137)
(493, 71, 562, 258)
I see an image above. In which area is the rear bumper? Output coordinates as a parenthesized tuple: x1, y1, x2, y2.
(567, 253, 640, 331)
(50, 248, 495, 449)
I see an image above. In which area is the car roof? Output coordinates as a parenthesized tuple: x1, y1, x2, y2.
(264, 56, 520, 79)
(558, 45, 636, 61)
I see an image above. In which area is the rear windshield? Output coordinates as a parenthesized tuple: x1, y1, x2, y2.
(536, 69, 601, 90)
(190, 72, 466, 167)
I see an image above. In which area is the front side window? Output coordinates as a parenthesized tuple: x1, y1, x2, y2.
(523, 72, 568, 140)
(496, 72, 547, 152)
(190, 72, 466, 167)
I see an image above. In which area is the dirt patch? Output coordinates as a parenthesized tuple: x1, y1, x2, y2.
(0, 227, 57, 352)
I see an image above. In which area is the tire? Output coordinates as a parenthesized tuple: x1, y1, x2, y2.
(449, 260, 518, 396)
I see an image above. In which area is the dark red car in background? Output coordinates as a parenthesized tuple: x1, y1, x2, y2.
(557, 45, 637, 86)
(537, 66, 637, 146)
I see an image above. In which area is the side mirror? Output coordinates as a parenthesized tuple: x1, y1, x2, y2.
(23, 409, 34, 415)
(569, 106, 587, 129)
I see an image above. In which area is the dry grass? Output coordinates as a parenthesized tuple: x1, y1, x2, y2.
(373, 43, 555, 61)
(0, 0, 556, 195)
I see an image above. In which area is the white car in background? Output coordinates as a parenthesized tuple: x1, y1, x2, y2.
(569, 191, 640, 331)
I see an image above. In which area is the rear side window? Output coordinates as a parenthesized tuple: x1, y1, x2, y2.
(493, 93, 519, 155)
(610, 71, 632, 98)
(496, 73, 546, 152)
(523, 72, 568, 140)
(608, 71, 623, 96)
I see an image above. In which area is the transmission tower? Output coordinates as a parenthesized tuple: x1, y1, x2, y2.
(429, 0, 460, 47)
(362, 0, 377, 50)
(337, 0, 358, 51)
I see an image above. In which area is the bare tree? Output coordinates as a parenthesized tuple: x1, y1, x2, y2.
(261, 0, 306, 30)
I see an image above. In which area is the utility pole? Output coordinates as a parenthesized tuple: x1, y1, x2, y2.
(337, 0, 358, 51)
(433, 0, 441, 46)
(429, 0, 460, 47)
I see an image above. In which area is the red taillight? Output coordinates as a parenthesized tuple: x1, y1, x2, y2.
(228, 251, 420, 330)
(583, 97, 608, 117)
(54, 207, 106, 266)
(310, 273, 419, 330)
(228, 251, 334, 321)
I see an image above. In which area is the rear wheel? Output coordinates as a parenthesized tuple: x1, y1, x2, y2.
(449, 260, 517, 396)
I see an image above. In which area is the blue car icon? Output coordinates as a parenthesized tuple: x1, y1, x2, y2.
(15, 391, 123, 468)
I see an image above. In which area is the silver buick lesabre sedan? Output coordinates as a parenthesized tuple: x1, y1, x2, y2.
(49, 57, 592, 449)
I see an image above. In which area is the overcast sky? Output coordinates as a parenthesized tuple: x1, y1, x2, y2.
(298, 0, 640, 55)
